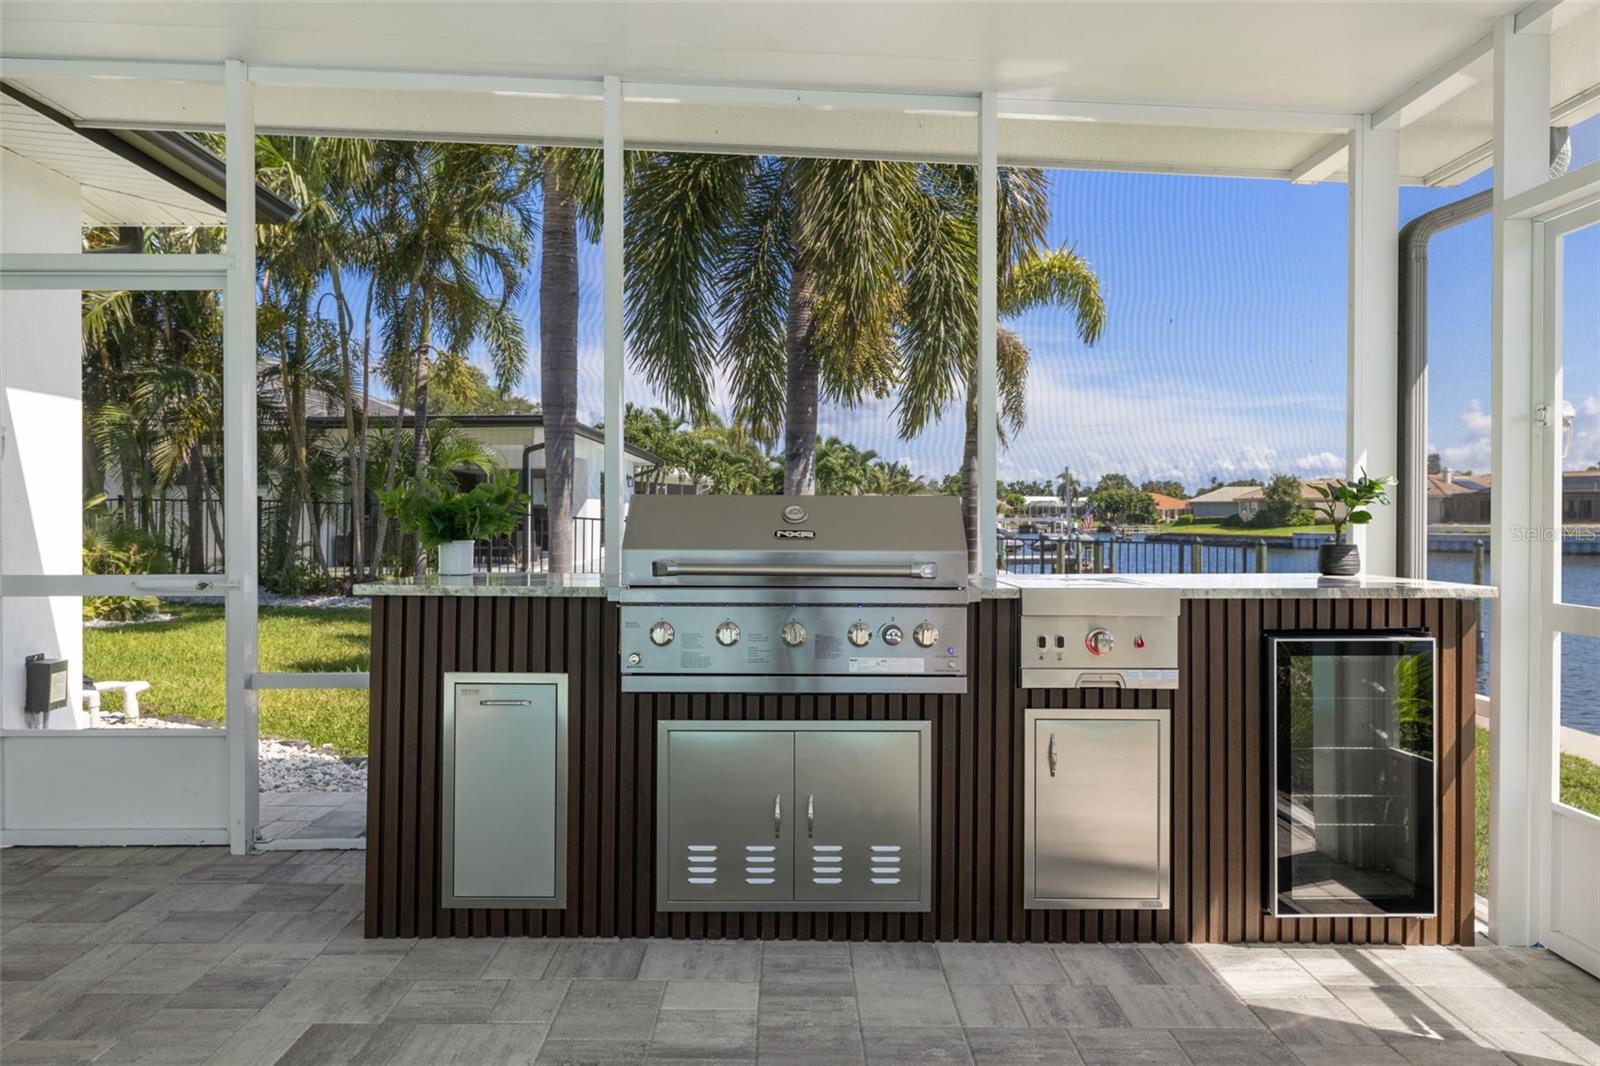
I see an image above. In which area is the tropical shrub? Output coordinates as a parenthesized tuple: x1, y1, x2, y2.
(82, 498, 169, 621)
(378, 471, 530, 549)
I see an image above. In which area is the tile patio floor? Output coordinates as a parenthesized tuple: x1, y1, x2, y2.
(259, 792, 366, 843)
(2, 847, 1598, 1065)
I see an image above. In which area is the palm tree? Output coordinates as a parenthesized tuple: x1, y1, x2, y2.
(625, 154, 910, 495)
(895, 166, 1106, 572)
(369, 142, 537, 571)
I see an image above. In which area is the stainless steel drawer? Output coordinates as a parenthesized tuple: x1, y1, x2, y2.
(442, 673, 568, 908)
(1025, 707, 1170, 909)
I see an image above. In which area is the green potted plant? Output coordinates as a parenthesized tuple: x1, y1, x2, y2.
(1308, 470, 1395, 576)
(378, 471, 530, 576)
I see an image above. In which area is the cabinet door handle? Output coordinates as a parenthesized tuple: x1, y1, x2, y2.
(1048, 733, 1057, 777)
(807, 794, 815, 839)
(773, 795, 782, 839)
(479, 699, 532, 707)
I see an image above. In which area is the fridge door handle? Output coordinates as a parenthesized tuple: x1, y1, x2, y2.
(807, 794, 815, 839)
(773, 794, 782, 839)
(1048, 733, 1058, 777)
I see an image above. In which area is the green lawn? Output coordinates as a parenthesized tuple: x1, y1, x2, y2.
(1163, 522, 1335, 538)
(1474, 724, 1600, 896)
(85, 604, 371, 755)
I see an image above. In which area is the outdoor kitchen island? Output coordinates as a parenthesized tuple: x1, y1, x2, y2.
(357, 563, 1493, 949)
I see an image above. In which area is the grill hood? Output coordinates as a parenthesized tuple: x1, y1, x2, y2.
(622, 495, 968, 589)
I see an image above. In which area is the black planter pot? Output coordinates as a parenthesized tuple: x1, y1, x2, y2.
(1317, 542, 1360, 576)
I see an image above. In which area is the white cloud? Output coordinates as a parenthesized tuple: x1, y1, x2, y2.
(1294, 451, 1344, 474)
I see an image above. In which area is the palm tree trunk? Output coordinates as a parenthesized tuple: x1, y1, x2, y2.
(961, 366, 982, 576)
(186, 440, 206, 573)
(411, 297, 432, 575)
(329, 265, 363, 582)
(540, 169, 580, 575)
(783, 260, 819, 496)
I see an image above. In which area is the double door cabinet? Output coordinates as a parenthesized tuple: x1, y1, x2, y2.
(658, 721, 932, 911)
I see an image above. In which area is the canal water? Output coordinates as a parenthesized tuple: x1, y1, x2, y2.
(1001, 534, 1600, 734)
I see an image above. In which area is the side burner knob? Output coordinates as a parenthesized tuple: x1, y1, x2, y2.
(649, 621, 676, 646)
(912, 622, 939, 648)
(715, 620, 741, 646)
(847, 621, 873, 647)
(1085, 628, 1114, 656)
(781, 621, 808, 647)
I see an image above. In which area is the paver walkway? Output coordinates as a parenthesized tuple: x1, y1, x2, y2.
(2, 846, 1598, 1064)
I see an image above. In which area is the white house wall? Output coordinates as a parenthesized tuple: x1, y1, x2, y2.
(0, 151, 84, 729)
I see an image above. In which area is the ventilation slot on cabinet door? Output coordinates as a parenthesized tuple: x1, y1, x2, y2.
(686, 844, 718, 886)
(811, 844, 843, 885)
(869, 844, 903, 885)
(744, 844, 777, 885)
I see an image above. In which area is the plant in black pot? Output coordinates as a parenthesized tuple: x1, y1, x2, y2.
(1308, 470, 1394, 576)
(378, 472, 529, 577)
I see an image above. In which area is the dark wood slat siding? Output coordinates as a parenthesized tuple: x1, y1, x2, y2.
(366, 594, 1476, 945)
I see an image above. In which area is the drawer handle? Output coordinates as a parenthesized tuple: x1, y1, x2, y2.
(773, 794, 782, 839)
(479, 699, 532, 707)
(807, 794, 815, 839)
(1048, 733, 1057, 777)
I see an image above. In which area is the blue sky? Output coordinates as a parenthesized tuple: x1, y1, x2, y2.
(499, 118, 1600, 494)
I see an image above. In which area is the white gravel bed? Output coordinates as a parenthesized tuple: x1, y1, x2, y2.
(93, 713, 367, 793)
(85, 612, 177, 629)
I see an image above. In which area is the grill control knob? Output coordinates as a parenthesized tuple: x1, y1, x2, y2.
(781, 621, 807, 647)
(1085, 628, 1114, 656)
(649, 621, 676, 646)
(881, 624, 904, 646)
(847, 621, 873, 647)
(715, 620, 741, 646)
(913, 622, 939, 647)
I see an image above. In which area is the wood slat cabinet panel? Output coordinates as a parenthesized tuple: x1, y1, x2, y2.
(366, 594, 1476, 944)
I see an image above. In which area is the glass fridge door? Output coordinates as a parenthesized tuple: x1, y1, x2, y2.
(1270, 636, 1436, 917)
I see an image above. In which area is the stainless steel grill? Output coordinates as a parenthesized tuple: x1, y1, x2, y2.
(619, 495, 969, 693)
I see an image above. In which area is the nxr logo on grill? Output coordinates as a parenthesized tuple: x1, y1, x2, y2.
(773, 528, 816, 540)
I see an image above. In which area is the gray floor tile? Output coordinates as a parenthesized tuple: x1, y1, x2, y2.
(1381, 1031, 1516, 1065)
(1010, 985, 1127, 1028)
(650, 1008, 757, 1060)
(758, 993, 860, 1027)
(855, 971, 961, 1028)
(756, 1024, 864, 1066)
(1420, 986, 1573, 1031)
(0, 1038, 117, 1063)
(21, 993, 172, 1043)
(1070, 1028, 1188, 1065)
(33, 892, 152, 926)
(256, 977, 412, 1023)
(761, 944, 852, 978)
(200, 1016, 312, 1065)
(963, 1028, 1084, 1065)
(1287, 1045, 1409, 1065)
(1331, 985, 1474, 1036)
(1054, 945, 1164, 986)
(640, 942, 762, 983)
(759, 970, 856, 997)
(535, 1037, 650, 1065)
(1473, 1026, 1600, 1065)
(95, 1007, 255, 1064)
(5, 923, 102, 944)
(493, 979, 575, 1023)
(548, 979, 664, 1040)
(386, 978, 509, 1023)
(1133, 944, 1222, 987)
(46, 943, 151, 983)
(1172, 1027, 1295, 1064)
(1253, 995, 1387, 1047)
(849, 944, 942, 973)
(1108, 984, 1262, 1029)
(860, 1025, 972, 1065)
(372, 1022, 548, 1065)
(663, 981, 760, 1012)
(387, 939, 502, 980)
(96, 944, 236, 993)
(270, 1022, 386, 1066)
(228, 883, 339, 912)
(166, 971, 294, 1010)
(0, 943, 90, 981)
(951, 986, 1028, 1029)
(545, 941, 649, 980)
(134, 912, 248, 944)
(938, 944, 1064, 985)
(297, 953, 404, 979)
(484, 941, 559, 979)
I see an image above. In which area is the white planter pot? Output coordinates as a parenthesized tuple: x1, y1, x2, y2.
(437, 539, 476, 576)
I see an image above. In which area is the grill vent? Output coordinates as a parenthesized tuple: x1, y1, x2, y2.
(745, 843, 777, 885)
(686, 843, 718, 885)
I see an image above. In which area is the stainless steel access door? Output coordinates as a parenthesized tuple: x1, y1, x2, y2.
(1026, 708, 1170, 909)
(661, 729, 795, 907)
(442, 673, 567, 909)
(794, 730, 925, 906)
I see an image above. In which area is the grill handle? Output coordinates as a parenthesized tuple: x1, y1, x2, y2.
(651, 561, 938, 580)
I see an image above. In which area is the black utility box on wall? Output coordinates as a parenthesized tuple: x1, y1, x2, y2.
(25, 653, 69, 714)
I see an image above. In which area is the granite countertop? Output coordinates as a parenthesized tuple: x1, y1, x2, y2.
(994, 573, 1497, 599)
(357, 572, 1496, 600)
(353, 573, 609, 597)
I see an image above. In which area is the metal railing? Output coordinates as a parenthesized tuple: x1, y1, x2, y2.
(998, 534, 1279, 575)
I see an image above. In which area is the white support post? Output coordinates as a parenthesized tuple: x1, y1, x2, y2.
(223, 59, 259, 853)
(1345, 115, 1400, 575)
(977, 91, 998, 580)
(1489, 14, 1551, 947)
(602, 75, 625, 585)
